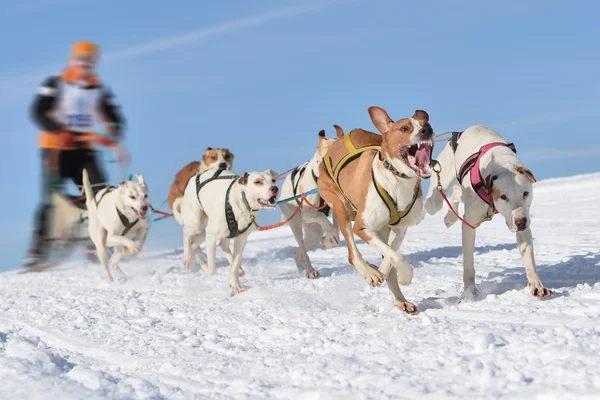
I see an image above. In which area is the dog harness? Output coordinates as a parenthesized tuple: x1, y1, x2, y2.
(450, 131, 517, 213)
(323, 132, 420, 226)
(195, 169, 257, 238)
(94, 186, 139, 235)
(289, 163, 330, 216)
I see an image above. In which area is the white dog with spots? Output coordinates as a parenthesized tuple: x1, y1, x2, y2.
(174, 168, 280, 294)
(82, 169, 150, 282)
(424, 125, 551, 299)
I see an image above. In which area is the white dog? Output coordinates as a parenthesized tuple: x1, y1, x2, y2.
(174, 168, 280, 294)
(82, 169, 150, 282)
(424, 125, 551, 299)
(280, 128, 341, 278)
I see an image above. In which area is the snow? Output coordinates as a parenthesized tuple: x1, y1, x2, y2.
(1, 172, 599, 399)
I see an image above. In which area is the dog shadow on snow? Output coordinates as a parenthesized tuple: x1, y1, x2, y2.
(478, 251, 600, 297)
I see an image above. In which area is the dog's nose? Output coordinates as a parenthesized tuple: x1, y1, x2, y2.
(141, 205, 149, 212)
(218, 163, 228, 169)
(270, 186, 279, 194)
(419, 127, 433, 137)
(515, 217, 527, 231)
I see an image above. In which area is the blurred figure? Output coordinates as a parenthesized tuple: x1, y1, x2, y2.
(23, 41, 127, 268)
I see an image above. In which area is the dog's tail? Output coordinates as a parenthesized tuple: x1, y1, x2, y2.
(172, 197, 184, 225)
(82, 168, 96, 212)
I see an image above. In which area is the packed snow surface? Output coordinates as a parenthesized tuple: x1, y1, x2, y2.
(1, 173, 599, 399)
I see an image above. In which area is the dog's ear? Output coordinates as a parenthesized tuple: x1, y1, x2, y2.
(333, 124, 344, 138)
(238, 172, 249, 185)
(264, 169, 280, 181)
(119, 180, 127, 186)
(368, 106, 394, 134)
(413, 110, 429, 126)
(515, 166, 537, 183)
(484, 174, 498, 207)
(317, 129, 326, 142)
(135, 173, 146, 186)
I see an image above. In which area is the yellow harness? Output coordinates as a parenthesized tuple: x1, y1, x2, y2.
(323, 133, 420, 226)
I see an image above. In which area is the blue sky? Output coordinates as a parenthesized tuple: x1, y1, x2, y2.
(0, 0, 598, 271)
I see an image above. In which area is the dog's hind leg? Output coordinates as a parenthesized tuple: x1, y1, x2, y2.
(182, 226, 197, 270)
(300, 223, 322, 279)
(109, 249, 126, 281)
(93, 230, 112, 282)
(425, 143, 457, 216)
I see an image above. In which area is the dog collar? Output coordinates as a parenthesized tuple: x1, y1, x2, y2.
(379, 152, 410, 179)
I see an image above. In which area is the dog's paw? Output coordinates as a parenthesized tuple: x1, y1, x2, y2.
(230, 283, 246, 296)
(444, 211, 458, 228)
(321, 233, 340, 249)
(395, 300, 419, 315)
(306, 269, 320, 279)
(363, 265, 384, 287)
(460, 285, 480, 303)
(183, 255, 194, 270)
(529, 282, 552, 299)
(127, 241, 142, 255)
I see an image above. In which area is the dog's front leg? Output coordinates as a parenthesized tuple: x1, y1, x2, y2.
(230, 235, 249, 295)
(354, 224, 413, 286)
(205, 232, 218, 275)
(218, 238, 243, 276)
(107, 234, 139, 254)
(517, 229, 551, 298)
(461, 220, 478, 300)
(109, 250, 126, 281)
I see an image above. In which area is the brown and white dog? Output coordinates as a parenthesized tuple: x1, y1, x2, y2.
(168, 147, 234, 211)
(318, 107, 434, 314)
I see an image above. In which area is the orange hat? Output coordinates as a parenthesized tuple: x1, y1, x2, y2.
(70, 41, 99, 61)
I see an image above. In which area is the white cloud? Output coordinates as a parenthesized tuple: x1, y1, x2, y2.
(521, 148, 600, 163)
(0, 2, 331, 94)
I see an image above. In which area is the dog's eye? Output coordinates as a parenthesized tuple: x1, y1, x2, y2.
(523, 191, 529, 198)
(400, 125, 409, 132)
(500, 194, 508, 201)
(272, 179, 276, 183)
(129, 194, 136, 200)
(254, 179, 263, 185)
(224, 155, 231, 160)
(144, 194, 148, 199)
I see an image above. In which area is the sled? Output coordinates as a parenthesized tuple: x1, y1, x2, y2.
(20, 192, 91, 274)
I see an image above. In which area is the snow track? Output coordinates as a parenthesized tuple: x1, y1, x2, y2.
(1, 173, 599, 399)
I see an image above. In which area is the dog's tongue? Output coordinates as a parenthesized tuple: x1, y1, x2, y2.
(415, 146, 431, 167)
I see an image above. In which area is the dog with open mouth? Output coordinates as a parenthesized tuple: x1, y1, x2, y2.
(318, 107, 434, 314)
(424, 125, 550, 300)
(174, 168, 280, 294)
(82, 169, 150, 282)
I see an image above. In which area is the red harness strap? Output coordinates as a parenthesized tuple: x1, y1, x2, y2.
(452, 132, 516, 212)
